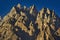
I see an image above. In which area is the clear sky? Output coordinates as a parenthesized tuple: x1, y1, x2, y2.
(0, 0, 60, 17)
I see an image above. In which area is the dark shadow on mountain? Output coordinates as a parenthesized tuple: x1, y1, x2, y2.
(12, 25, 40, 40)
(53, 34, 60, 40)
(9, 18, 17, 25)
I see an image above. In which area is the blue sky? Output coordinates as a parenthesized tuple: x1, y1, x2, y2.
(0, 0, 60, 17)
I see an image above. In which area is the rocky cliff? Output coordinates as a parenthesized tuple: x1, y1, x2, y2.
(0, 4, 60, 40)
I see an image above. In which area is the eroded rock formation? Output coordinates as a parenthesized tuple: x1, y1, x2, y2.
(0, 4, 60, 40)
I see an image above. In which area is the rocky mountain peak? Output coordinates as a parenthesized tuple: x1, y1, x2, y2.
(0, 4, 60, 40)
(17, 3, 21, 8)
(29, 5, 38, 16)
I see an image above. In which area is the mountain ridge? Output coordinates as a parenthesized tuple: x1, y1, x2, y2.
(0, 4, 60, 40)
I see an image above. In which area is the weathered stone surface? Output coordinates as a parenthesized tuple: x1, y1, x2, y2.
(0, 4, 60, 40)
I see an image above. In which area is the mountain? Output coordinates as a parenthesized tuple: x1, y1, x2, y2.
(0, 4, 60, 40)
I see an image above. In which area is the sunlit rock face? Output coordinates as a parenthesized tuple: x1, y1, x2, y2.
(0, 4, 60, 40)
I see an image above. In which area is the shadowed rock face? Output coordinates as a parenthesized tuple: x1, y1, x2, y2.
(0, 4, 60, 40)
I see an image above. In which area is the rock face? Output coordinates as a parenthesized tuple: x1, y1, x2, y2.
(0, 4, 60, 40)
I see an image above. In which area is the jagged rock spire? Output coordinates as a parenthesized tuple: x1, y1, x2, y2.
(30, 5, 35, 14)
(47, 8, 50, 14)
(24, 6, 26, 10)
(29, 5, 38, 17)
(17, 3, 21, 8)
(9, 7, 16, 17)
